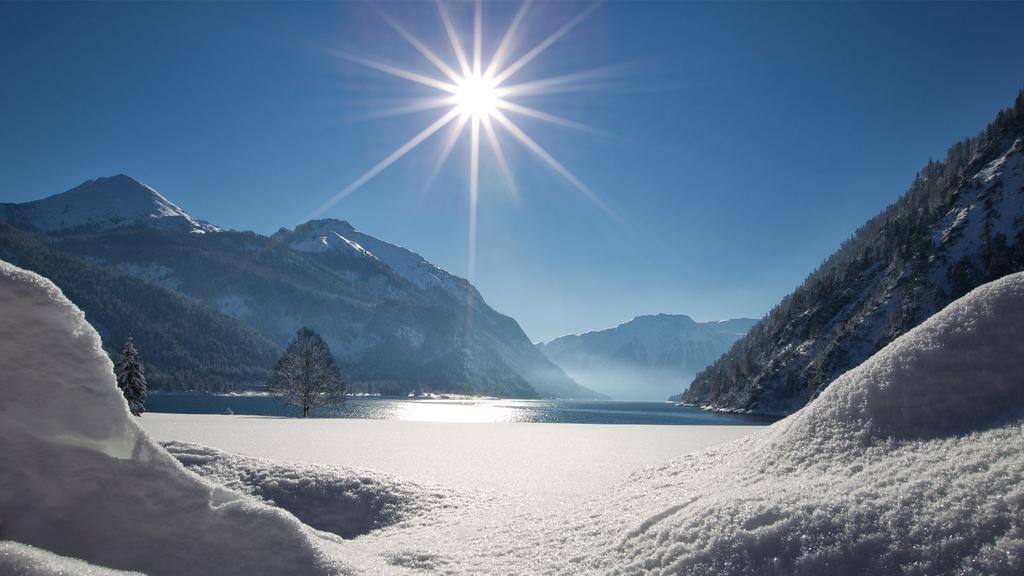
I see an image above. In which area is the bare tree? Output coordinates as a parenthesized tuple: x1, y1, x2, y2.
(269, 328, 345, 417)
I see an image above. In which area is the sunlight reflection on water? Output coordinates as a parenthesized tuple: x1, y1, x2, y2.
(393, 400, 525, 423)
(147, 394, 779, 426)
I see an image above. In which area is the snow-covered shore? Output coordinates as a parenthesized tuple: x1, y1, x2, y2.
(2, 260, 1023, 575)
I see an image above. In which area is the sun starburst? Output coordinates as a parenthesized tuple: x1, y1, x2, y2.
(313, 0, 612, 279)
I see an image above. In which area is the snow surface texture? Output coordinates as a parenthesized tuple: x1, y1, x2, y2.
(0, 542, 142, 576)
(0, 260, 343, 576)
(163, 442, 455, 539)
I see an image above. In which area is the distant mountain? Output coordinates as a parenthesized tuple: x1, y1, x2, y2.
(0, 176, 599, 398)
(680, 89, 1024, 415)
(0, 174, 219, 234)
(537, 314, 757, 400)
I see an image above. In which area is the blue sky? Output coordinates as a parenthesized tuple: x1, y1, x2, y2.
(1, 1, 1022, 342)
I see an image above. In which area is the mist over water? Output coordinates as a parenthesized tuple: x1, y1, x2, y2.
(147, 393, 778, 426)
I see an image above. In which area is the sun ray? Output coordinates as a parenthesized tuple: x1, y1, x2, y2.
(436, 0, 471, 77)
(371, 5, 462, 83)
(495, 66, 614, 98)
(491, 2, 601, 86)
(421, 113, 469, 196)
(483, 0, 531, 80)
(359, 96, 457, 121)
(332, 50, 458, 93)
(308, 108, 461, 219)
(492, 109, 615, 219)
(495, 99, 600, 134)
(481, 115, 519, 200)
(468, 114, 481, 281)
(472, 0, 483, 77)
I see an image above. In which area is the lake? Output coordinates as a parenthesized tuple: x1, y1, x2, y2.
(146, 393, 778, 426)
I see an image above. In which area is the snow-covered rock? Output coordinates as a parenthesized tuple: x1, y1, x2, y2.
(0, 174, 219, 234)
(538, 314, 756, 400)
(0, 260, 341, 576)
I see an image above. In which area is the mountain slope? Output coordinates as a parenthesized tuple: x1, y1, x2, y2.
(680, 89, 1024, 415)
(0, 180, 596, 398)
(538, 314, 756, 400)
(0, 174, 218, 234)
(0, 223, 280, 390)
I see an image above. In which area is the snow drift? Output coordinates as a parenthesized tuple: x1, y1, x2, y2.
(0, 261, 344, 576)
(163, 442, 454, 539)
(562, 272, 1024, 575)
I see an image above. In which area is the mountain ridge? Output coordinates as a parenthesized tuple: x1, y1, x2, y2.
(0, 174, 220, 234)
(0, 178, 600, 399)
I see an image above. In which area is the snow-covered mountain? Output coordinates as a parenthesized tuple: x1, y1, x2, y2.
(0, 178, 597, 398)
(681, 90, 1024, 415)
(538, 314, 757, 400)
(273, 219, 468, 300)
(0, 174, 219, 234)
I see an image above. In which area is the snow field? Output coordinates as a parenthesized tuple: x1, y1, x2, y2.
(2, 258, 1022, 575)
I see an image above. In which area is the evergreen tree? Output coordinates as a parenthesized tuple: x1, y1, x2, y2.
(269, 328, 346, 417)
(115, 337, 147, 416)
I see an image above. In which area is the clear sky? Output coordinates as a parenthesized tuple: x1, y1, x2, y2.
(1, 1, 1023, 342)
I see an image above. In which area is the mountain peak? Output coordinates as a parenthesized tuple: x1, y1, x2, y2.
(0, 175, 218, 234)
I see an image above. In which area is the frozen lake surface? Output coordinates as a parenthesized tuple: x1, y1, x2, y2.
(141, 414, 762, 504)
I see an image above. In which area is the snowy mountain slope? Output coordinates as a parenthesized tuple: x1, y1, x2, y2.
(682, 90, 1024, 414)
(0, 179, 595, 398)
(0, 260, 343, 576)
(538, 314, 756, 400)
(274, 219, 468, 299)
(0, 174, 219, 234)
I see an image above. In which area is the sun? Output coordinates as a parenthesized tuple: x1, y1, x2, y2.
(312, 1, 614, 279)
(453, 74, 499, 119)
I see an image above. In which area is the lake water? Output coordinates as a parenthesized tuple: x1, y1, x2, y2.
(146, 393, 778, 426)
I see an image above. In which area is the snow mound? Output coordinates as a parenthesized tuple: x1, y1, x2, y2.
(163, 442, 455, 539)
(568, 272, 1024, 575)
(0, 260, 344, 576)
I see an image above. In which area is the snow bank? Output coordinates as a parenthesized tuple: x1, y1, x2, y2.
(566, 272, 1024, 575)
(0, 261, 345, 576)
(163, 442, 454, 539)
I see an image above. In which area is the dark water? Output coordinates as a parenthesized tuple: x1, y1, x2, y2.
(147, 393, 779, 426)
